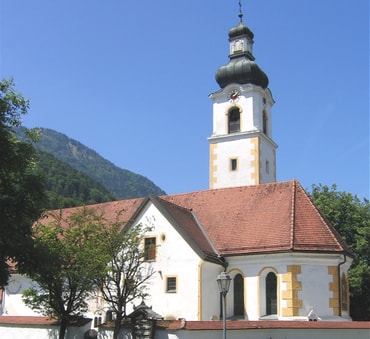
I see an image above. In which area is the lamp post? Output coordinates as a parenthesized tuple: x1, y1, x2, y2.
(217, 271, 231, 339)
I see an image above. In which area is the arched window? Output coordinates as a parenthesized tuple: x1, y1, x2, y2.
(228, 108, 240, 133)
(234, 274, 244, 317)
(266, 272, 277, 315)
(263, 110, 268, 135)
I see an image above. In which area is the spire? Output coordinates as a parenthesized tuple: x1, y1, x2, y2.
(214, 2, 269, 89)
(238, 0, 243, 23)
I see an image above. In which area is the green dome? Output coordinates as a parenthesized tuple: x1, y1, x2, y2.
(215, 58, 269, 89)
(228, 22, 254, 40)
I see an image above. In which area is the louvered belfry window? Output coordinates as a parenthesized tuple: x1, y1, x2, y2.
(228, 108, 240, 133)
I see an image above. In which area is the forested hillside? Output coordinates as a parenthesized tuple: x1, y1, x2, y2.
(36, 150, 116, 209)
(15, 127, 166, 199)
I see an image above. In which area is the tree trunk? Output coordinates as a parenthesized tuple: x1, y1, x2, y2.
(59, 317, 68, 339)
(113, 313, 122, 339)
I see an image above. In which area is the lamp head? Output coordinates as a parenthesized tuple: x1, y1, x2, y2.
(217, 271, 231, 295)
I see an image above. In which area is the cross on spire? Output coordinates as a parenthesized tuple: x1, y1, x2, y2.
(238, 0, 243, 23)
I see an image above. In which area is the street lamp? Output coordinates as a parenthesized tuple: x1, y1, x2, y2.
(217, 271, 231, 339)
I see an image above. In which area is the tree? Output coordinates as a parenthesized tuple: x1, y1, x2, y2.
(0, 78, 45, 286)
(95, 219, 155, 339)
(309, 184, 370, 320)
(20, 208, 111, 339)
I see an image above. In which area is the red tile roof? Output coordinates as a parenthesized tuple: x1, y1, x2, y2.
(160, 320, 370, 330)
(0, 316, 91, 326)
(40, 180, 351, 259)
(160, 180, 351, 256)
(0, 316, 59, 325)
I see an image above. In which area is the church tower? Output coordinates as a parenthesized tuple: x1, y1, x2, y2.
(208, 8, 277, 189)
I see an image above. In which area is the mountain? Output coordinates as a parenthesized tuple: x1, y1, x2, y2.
(15, 127, 166, 199)
(36, 150, 117, 209)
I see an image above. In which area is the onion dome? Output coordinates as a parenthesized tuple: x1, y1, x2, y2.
(228, 21, 254, 41)
(215, 13, 269, 89)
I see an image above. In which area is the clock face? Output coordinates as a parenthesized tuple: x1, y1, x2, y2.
(228, 89, 240, 102)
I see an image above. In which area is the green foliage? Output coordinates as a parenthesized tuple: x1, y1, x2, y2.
(0, 78, 45, 286)
(309, 184, 370, 320)
(95, 221, 155, 339)
(20, 208, 111, 339)
(36, 150, 117, 209)
(15, 126, 166, 199)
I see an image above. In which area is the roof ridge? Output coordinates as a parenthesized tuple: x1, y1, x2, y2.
(190, 210, 220, 256)
(290, 179, 297, 249)
(151, 196, 220, 261)
(160, 180, 295, 199)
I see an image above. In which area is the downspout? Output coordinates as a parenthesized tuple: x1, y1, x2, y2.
(337, 254, 347, 317)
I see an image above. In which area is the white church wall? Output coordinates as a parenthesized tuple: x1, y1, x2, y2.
(199, 261, 224, 320)
(210, 136, 256, 188)
(259, 136, 276, 183)
(131, 201, 206, 320)
(0, 321, 92, 339)
(2, 274, 39, 316)
(225, 253, 351, 321)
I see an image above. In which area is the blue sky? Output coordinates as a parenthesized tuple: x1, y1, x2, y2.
(1, 0, 369, 199)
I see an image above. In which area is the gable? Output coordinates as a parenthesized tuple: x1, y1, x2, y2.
(130, 196, 220, 263)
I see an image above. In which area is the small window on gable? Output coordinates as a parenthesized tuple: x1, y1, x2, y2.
(166, 277, 177, 293)
(144, 237, 156, 261)
(231, 158, 238, 171)
(228, 107, 240, 133)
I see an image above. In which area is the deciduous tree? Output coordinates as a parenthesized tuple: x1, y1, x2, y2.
(95, 220, 155, 339)
(20, 208, 110, 339)
(0, 78, 45, 286)
(310, 184, 370, 320)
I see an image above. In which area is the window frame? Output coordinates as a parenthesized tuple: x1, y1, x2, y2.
(228, 107, 241, 133)
(165, 276, 177, 293)
(230, 158, 238, 171)
(144, 236, 156, 261)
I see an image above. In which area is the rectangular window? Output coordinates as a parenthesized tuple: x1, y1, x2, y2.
(166, 277, 177, 293)
(144, 237, 156, 261)
(230, 158, 238, 171)
(266, 160, 270, 174)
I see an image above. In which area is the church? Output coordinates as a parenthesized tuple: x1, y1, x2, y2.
(1, 6, 353, 326)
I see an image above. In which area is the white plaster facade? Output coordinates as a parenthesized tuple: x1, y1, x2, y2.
(209, 84, 277, 188)
(1, 274, 37, 316)
(1, 198, 352, 324)
(131, 202, 220, 321)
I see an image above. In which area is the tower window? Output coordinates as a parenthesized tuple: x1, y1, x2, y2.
(228, 108, 240, 133)
(266, 160, 270, 174)
(230, 158, 238, 171)
(263, 110, 268, 135)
